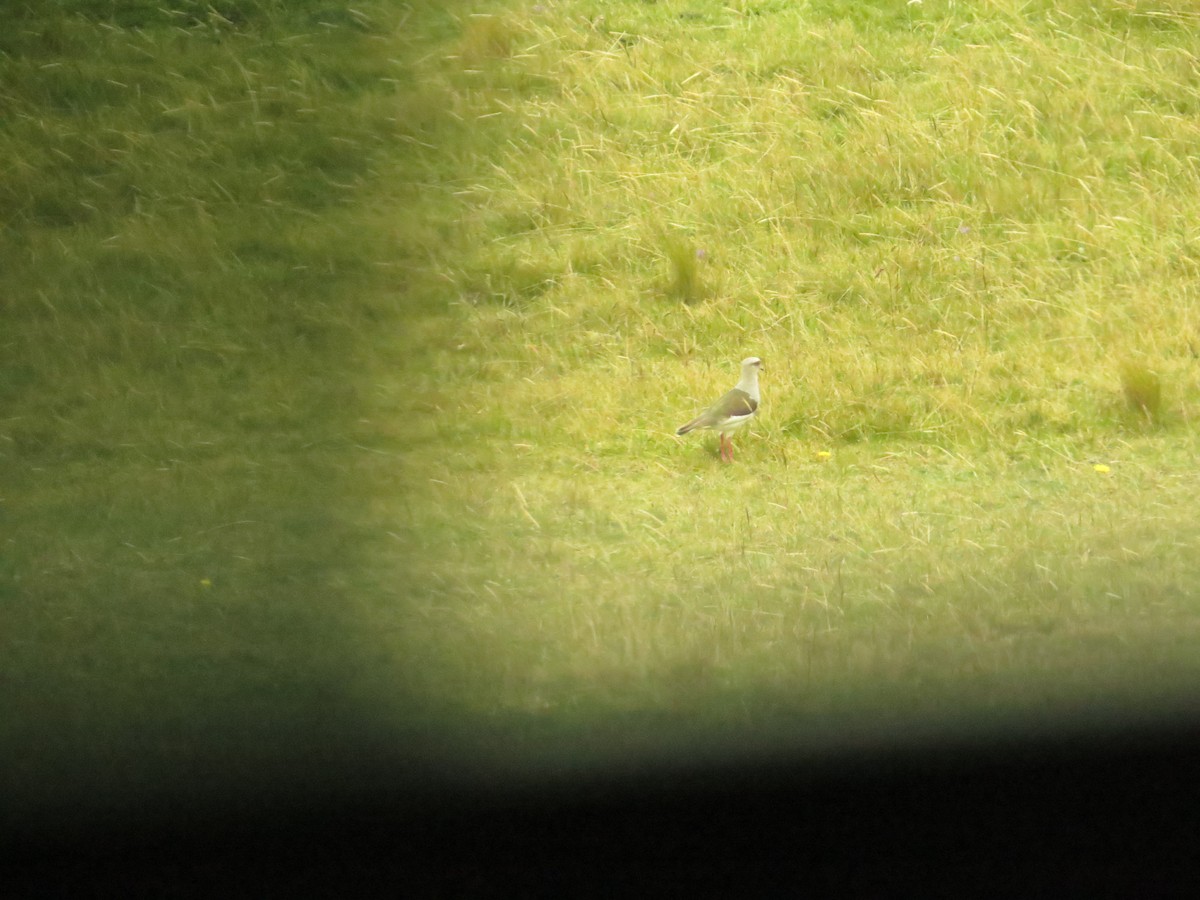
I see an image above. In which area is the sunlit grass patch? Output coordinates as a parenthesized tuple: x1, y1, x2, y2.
(359, 0, 1200, 738)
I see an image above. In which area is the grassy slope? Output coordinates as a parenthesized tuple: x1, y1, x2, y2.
(6, 0, 1200, 795)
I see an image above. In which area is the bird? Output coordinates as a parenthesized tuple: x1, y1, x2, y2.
(676, 357, 763, 463)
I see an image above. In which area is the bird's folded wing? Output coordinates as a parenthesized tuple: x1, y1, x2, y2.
(677, 388, 758, 434)
(710, 388, 757, 419)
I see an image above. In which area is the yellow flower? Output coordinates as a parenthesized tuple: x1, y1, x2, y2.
(1092, 464, 1110, 474)
(200, 578, 213, 588)
(816, 450, 832, 461)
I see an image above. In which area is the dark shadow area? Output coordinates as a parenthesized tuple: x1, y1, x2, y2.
(8, 704, 1200, 894)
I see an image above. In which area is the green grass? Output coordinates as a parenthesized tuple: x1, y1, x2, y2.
(1, 0, 417, 805)
(7, 0, 1200, 796)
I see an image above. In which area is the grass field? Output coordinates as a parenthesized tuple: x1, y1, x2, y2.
(7, 0, 1200, 798)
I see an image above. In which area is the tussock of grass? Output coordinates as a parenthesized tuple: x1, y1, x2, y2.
(1120, 360, 1164, 424)
(660, 233, 710, 303)
(457, 13, 525, 66)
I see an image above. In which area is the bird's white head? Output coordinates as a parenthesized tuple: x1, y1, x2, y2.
(736, 356, 763, 399)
